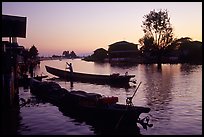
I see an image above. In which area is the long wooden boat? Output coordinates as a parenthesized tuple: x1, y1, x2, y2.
(45, 65, 135, 86)
(30, 78, 153, 130)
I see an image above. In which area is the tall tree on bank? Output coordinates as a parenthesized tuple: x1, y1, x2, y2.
(140, 9, 174, 66)
(29, 45, 39, 59)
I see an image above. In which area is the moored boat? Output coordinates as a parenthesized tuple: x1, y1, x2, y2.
(30, 78, 153, 130)
(18, 74, 48, 87)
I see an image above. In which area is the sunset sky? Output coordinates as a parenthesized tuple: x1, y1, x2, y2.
(2, 2, 202, 57)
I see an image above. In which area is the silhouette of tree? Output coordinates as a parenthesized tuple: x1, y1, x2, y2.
(140, 9, 174, 66)
(93, 48, 108, 61)
(83, 48, 107, 61)
(70, 51, 77, 58)
(170, 37, 202, 63)
(62, 50, 69, 57)
(141, 9, 173, 49)
(62, 50, 78, 58)
(29, 45, 38, 59)
(22, 48, 30, 63)
(139, 34, 157, 56)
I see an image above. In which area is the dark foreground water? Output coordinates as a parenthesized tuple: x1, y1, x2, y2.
(16, 59, 202, 135)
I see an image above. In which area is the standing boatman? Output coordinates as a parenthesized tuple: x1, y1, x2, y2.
(66, 62, 73, 87)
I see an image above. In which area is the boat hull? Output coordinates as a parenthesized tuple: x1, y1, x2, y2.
(30, 78, 150, 128)
(45, 65, 135, 87)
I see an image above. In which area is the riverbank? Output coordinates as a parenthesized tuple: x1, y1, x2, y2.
(83, 57, 202, 65)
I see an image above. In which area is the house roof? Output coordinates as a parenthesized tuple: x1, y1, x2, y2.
(108, 41, 138, 52)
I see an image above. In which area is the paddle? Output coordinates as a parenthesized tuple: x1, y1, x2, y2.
(126, 82, 142, 106)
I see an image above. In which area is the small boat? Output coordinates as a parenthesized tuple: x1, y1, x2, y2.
(18, 74, 48, 87)
(45, 65, 135, 87)
(30, 78, 153, 130)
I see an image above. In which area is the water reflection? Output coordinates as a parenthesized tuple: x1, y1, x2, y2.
(1, 93, 22, 135)
(18, 88, 94, 135)
(59, 106, 141, 135)
(180, 63, 201, 73)
(144, 64, 173, 108)
(110, 62, 139, 68)
(18, 59, 202, 135)
(142, 64, 174, 129)
(21, 89, 141, 135)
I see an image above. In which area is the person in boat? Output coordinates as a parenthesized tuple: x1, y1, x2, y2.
(66, 62, 73, 74)
(66, 62, 74, 86)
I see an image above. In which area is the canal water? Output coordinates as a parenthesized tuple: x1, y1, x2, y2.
(17, 59, 202, 135)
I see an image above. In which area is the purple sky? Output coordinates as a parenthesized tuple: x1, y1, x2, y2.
(2, 2, 202, 56)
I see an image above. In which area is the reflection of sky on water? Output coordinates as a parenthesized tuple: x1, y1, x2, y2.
(28, 59, 202, 135)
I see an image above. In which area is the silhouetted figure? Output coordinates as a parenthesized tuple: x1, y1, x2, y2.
(66, 62, 73, 74)
(66, 62, 73, 87)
